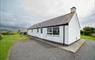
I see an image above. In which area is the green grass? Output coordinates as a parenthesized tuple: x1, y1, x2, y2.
(0, 33, 30, 60)
(81, 35, 95, 41)
(0, 33, 94, 60)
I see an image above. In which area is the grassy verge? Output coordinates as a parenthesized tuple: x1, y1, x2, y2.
(81, 35, 95, 41)
(0, 33, 30, 60)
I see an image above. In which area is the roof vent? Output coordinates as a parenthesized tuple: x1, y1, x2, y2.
(71, 7, 76, 13)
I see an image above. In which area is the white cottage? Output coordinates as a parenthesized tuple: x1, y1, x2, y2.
(27, 7, 80, 45)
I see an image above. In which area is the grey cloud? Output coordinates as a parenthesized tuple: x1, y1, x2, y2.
(80, 10, 95, 28)
(0, 0, 95, 28)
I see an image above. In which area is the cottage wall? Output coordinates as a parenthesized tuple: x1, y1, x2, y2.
(68, 13, 80, 44)
(27, 26, 64, 44)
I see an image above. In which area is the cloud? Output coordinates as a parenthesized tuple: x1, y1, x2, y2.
(0, 11, 42, 28)
(0, 0, 95, 28)
(22, 0, 95, 18)
(80, 10, 95, 28)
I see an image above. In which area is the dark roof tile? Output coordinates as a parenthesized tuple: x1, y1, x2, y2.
(29, 12, 75, 29)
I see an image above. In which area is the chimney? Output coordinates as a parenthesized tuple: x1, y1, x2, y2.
(71, 7, 76, 13)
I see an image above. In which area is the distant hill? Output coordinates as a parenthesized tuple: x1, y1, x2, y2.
(0, 24, 28, 32)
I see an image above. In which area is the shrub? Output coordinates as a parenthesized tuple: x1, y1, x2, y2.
(1, 31, 16, 35)
(80, 30, 83, 35)
(81, 27, 95, 36)
(0, 33, 3, 40)
(83, 31, 92, 35)
(20, 32, 27, 35)
(83, 27, 95, 33)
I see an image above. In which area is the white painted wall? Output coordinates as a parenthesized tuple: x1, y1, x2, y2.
(27, 26, 64, 44)
(27, 13, 80, 45)
(67, 13, 80, 45)
(64, 25, 69, 44)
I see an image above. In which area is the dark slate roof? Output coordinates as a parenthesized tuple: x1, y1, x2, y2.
(29, 12, 75, 29)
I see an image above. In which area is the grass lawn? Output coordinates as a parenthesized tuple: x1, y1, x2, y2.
(81, 35, 95, 41)
(0, 33, 30, 60)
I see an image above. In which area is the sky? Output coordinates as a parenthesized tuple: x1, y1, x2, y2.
(0, 0, 95, 28)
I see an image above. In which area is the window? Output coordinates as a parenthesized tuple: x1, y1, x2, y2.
(47, 27, 52, 35)
(41, 28, 43, 33)
(53, 27, 59, 35)
(31, 29, 33, 32)
(47, 26, 59, 35)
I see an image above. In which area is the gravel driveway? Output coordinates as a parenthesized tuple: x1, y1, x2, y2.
(9, 39, 95, 60)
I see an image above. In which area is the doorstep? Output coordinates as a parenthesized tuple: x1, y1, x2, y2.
(57, 40, 85, 53)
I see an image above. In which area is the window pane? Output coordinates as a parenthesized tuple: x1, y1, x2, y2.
(47, 27, 52, 32)
(53, 26, 59, 35)
(31, 29, 33, 32)
(47, 27, 52, 35)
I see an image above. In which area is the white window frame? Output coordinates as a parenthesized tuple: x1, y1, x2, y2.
(47, 26, 59, 35)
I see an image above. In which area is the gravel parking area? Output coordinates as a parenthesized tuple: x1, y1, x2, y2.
(9, 39, 95, 60)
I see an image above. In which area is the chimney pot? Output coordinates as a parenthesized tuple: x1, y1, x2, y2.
(71, 7, 76, 13)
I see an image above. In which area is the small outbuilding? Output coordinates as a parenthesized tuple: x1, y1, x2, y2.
(27, 7, 80, 45)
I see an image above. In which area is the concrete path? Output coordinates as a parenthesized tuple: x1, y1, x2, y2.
(9, 39, 95, 60)
(32, 37, 85, 53)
